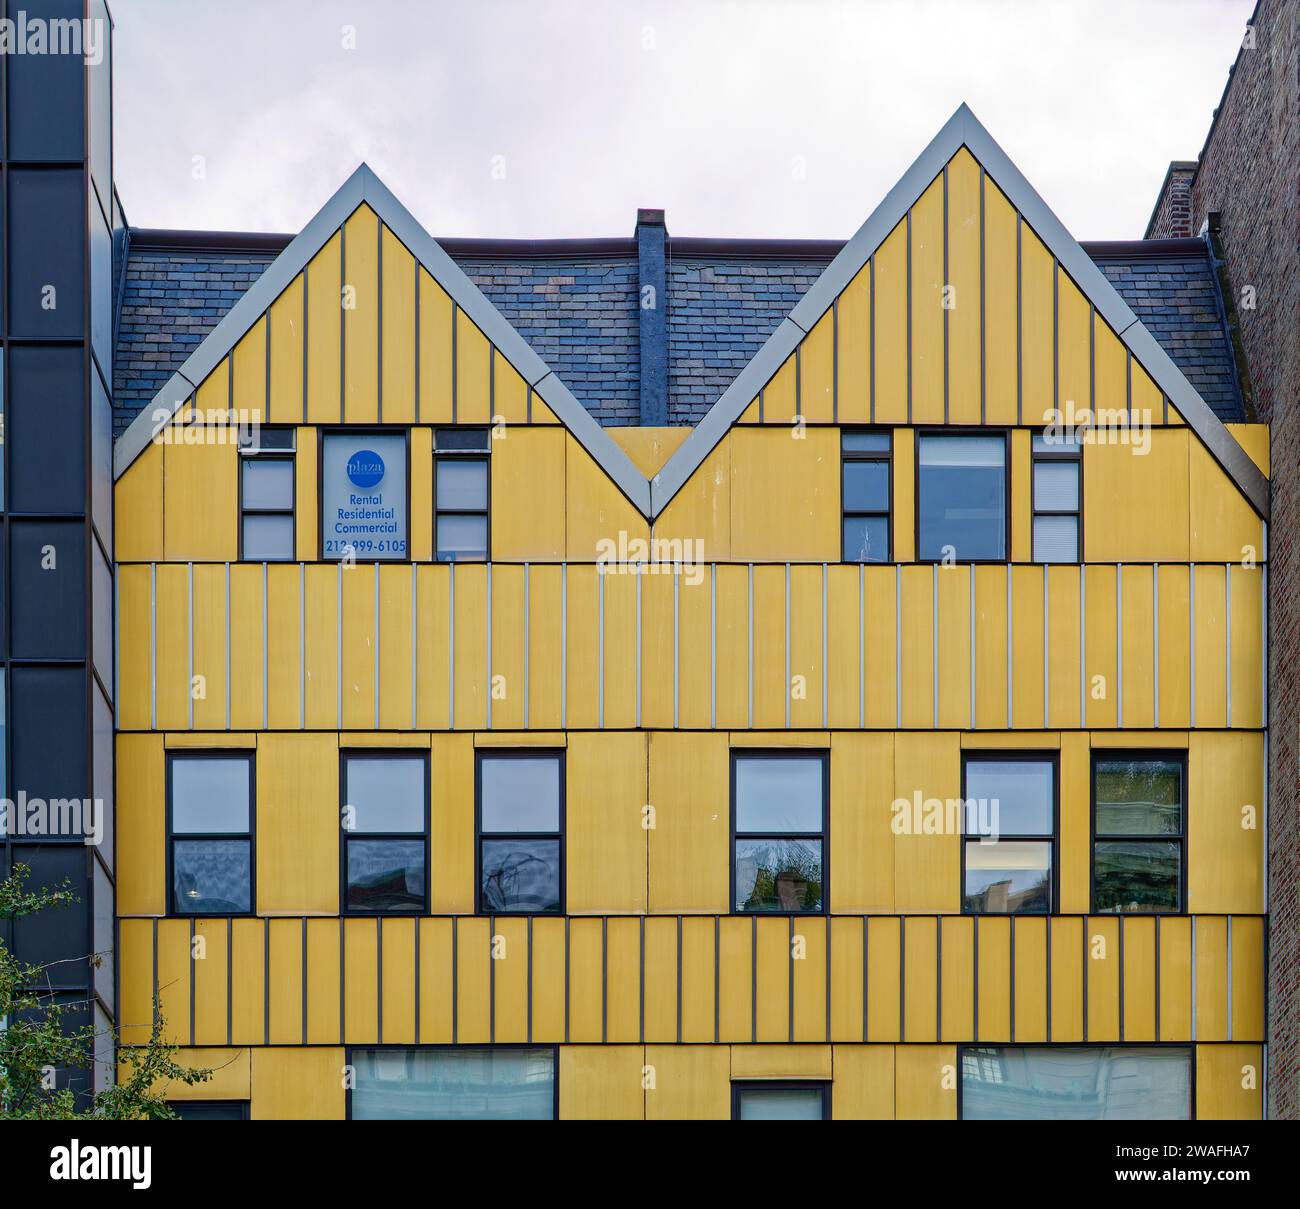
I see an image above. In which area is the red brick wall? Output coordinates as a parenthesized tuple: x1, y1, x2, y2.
(1145, 162, 1197, 238)
(1190, 0, 1299, 1120)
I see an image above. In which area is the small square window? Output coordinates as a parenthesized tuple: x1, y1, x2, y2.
(478, 752, 564, 913)
(342, 754, 428, 914)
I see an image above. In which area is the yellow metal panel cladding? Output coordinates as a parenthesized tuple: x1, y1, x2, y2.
(607, 917, 642, 1043)
(294, 427, 319, 560)
(799, 311, 834, 422)
(891, 429, 915, 562)
(1229, 565, 1264, 729)
(493, 356, 530, 427)
(115, 442, 164, 562)
(680, 916, 715, 1042)
(560, 1047, 646, 1120)
(251, 1048, 345, 1120)
(835, 263, 870, 423)
(230, 919, 265, 1045)
(1157, 565, 1192, 728)
(380, 917, 417, 1045)
(893, 732, 959, 913)
(566, 433, 648, 561)
(564, 564, 599, 729)
(1197, 1045, 1263, 1120)
(903, 916, 938, 1042)
(377, 564, 415, 730)
(116, 734, 165, 915)
(1013, 917, 1048, 1042)
(188, 565, 226, 730)
(1123, 917, 1158, 1043)
(453, 563, 488, 729)
(1083, 564, 1118, 729)
(118, 920, 153, 1046)
(303, 565, 339, 729)
(791, 917, 828, 1042)
(1193, 563, 1228, 728)
(972, 565, 1008, 728)
(639, 571, 672, 729)
(523, 917, 564, 1039)
(1058, 733, 1091, 914)
(714, 564, 750, 729)
(1195, 916, 1230, 1041)
(342, 206, 379, 424)
(1120, 564, 1156, 729)
(491, 426, 566, 560)
(729, 426, 838, 561)
(267, 920, 304, 1044)
(1046, 566, 1081, 728)
(788, 564, 823, 728)
(429, 733, 474, 912)
(492, 916, 528, 1043)
(452, 309, 489, 425)
(567, 732, 648, 914)
(865, 917, 901, 1041)
(643, 918, 678, 1043)
(268, 273, 304, 425)
(265, 565, 301, 730)
(156, 918, 190, 1045)
(831, 732, 894, 912)
(256, 732, 339, 915)
(380, 224, 416, 423)
(825, 565, 860, 727)
(677, 572, 712, 729)
(1094, 317, 1126, 425)
(976, 916, 1011, 1041)
(602, 570, 638, 729)
(734, 1045, 833, 1080)
(873, 221, 908, 423)
(718, 916, 754, 1042)
(1231, 917, 1266, 1041)
(148, 1048, 251, 1101)
(1086, 916, 1120, 1041)
(947, 149, 981, 425)
(645, 1045, 730, 1120)
(456, 916, 492, 1044)
(567, 916, 602, 1042)
(1010, 428, 1030, 561)
(899, 565, 934, 728)
(1020, 226, 1055, 425)
(232, 318, 266, 424)
(340, 563, 377, 730)
(1132, 360, 1164, 425)
(525, 564, 563, 729)
(935, 565, 971, 728)
(418, 917, 454, 1043)
(418, 269, 453, 423)
(163, 438, 237, 561)
(940, 916, 974, 1041)
(489, 564, 525, 731)
(1084, 429, 1190, 561)
(1158, 916, 1193, 1040)
(1010, 566, 1045, 728)
(305, 229, 342, 423)
(1226, 422, 1269, 474)
(751, 564, 786, 728)
(832, 1045, 894, 1119)
(1189, 732, 1264, 914)
(414, 565, 451, 730)
(647, 732, 729, 914)
(1049, 916, 1083, 1041)
(305, 918, 341, 1043)
(895, 1044, 957, 1120)
(652, 439, 731, 562)
(830, 918, 865, 1041)
(1056, 273, 1090, 428)
(761, 353, 796, 424)
(983, 178, 1018, 424)
(153, 563, 188, 730)
(911, 176, 945, 425)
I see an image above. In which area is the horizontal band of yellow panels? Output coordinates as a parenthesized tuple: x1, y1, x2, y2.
(116, 731, 1264, 919)
(117, 422, 1267, 570)
(139, 1042, 1262, 1120)
(117, 913, 1264, 1054)
(114, 559, 1265, 735)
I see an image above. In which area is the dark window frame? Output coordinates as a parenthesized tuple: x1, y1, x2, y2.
(1031, 430, 1083, 563)
(1090, 749, 1188, 915)
(165, 750, 256, 919)
(731, 1079, 831, 1121)
(434, 427, 491, 563)
(340, 748, 431, 916)
(960, 750, 1059, 915)
(344, 1044, 560, 1121)
(237, 426, 296, 562)
(729, 749, 829, 916)
(475, 748, 566, 916)
(913, 428, 1012, 565)
(317, 427, 413, 563)
(168, 1099, 251, 1120)
(841, 429, 892, 563)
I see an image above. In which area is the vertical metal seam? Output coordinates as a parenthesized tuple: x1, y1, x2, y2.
(560, 563, 567, 728)
(1153, 563, 1161, 727)
(336, 562, 343, 728)
(905, 210, 912, 423)
(373, 562, 381, 730)
(634, 565, 642, 729)
(1005, 563, 1012, 728)
(1079, 566, 1087, 726)
(784, 563, 791, 730)
(931, 563, 939, 729)
(832, 296, 839, 423)
(1190, 921, 1197, 1042)
(1190, 564, 1197, 727)
(377, 918, 384, 1045)
(979, 166, 986, 425)
(187, 562, 194, 730)
(788, 916, 795, 1044)
(858, 563, 865, 730)
(747, 565, 754, 730)
(263, 562, 269, 729)
(410, 563, 418, 728)
(1010, 916, 1016, 1042)
(672, 565, 680, 729)
(150, 562, 157, 730)
(224, 563, 231, 730)
(487, 563, 494, 729)
(821, 563, 828, 728)
(895, 565, 902, 728)
(968, 562, 976, 728)
(598, 564, 605, 729)
(301, 563, 307, 729)
(943, 163, 950, 425)
(1227, 915, 1234, 1040)
(1041, 565, 1049, 729)
(1015, 214, 1023, 425)
(869, 255, 876, 422)
(449, 562, 456, 730)
(1116, 563, 1124, 727)
(710, 563, 717, 730)
(1225, 563, 1233, 727)
(523, 563, 531, 729)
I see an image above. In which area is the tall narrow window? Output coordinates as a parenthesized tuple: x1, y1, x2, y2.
(841, 431, 891, 562)
(239, 428, 295, 560)
(1092, 755, 1185, 913)
(1032, 431, 1081, 562)
(342, 753, 428, 914)
(477, 752, 563, 913)
(962, 756, 1055, 914)
(435, 428, 489, 561)
(168, 754, 254, 916)
(732, 753, 827, 913)
(917, 433, 1007, 561)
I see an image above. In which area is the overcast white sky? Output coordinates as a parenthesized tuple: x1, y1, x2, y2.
(111, 0, 1253, 242)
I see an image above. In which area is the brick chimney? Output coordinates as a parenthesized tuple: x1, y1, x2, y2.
(1144, 161, 1198, 238)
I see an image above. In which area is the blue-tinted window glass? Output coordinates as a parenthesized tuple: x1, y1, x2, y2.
(734, 838, 823, 912)
(436, 460, 488, 510)
(242, 514, 294, 561)
(843, 461, 889, 512)
(481, 838, 562, 913)
(843, 516, 889, 563)
(345, 757, 425, 832)
(351, 1048, 555, 1121)
(480, 756, 561, 832)
(734, 757, 823, 832)
(918, 435, 1006, 561)
(1093, 841, 1181, 913)
(172, 759, 251, 833)
(963, 840, 1052, 913)
(172, 840, 252, 915)
(965, 760, 1053, 835)
(736, 1086, 826, 1120)
(345, 839, 426, 913)
(436, 514, 488, 562)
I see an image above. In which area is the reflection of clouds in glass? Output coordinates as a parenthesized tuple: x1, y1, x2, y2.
(353, 1047, 554, 1120)
(173, 839, 250, 913)
(481, 839, 561, 912)
(735, 838, 822, 912)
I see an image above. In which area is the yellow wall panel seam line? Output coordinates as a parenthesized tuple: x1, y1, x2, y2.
(1225, 563, 1232, 728)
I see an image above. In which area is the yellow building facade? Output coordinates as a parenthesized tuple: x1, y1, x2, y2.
(112, 108, 1269, 1120)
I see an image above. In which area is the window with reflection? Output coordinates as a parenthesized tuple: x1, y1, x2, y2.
(351, 1047, 555, 1120)
(477, 752, 563, 913)
(168, 754, 254, 915)
(841, 430, 891, 562)
(917, 433, 1006, 561)
(1032, 430, 1081, 562)
(732, 753, 826, 913)
(342, 753, 428, 914)
(1093, 756, 1184, 913)
(434, 428, 489, 561)
(960, 1046, 1192, 1120)
(239, 427, 295, 560)
(733, 1082, 829, 1120)
(962, 756, 1055, 914)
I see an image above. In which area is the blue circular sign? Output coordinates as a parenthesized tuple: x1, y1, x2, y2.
(346, 449, 385, 489)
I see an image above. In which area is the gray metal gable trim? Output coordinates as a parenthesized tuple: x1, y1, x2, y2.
(650, 103, 1268, 520)
(113, 165, 651, 514)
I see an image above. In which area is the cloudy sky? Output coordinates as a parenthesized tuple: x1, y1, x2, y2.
(111, 0, 1253, 242)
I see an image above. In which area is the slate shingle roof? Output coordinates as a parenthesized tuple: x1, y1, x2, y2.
(111, 231, 1245, 439)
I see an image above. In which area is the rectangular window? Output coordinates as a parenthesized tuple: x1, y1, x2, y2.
(342, 753, 428, 914)
(239, 428, 295, 560)
(435, 428, 489, 561)
(733, 1082, 830, 1120)
(1032, 431, 1081, 562)
(321, 431, 409, 560)
(917, 433, 1007, 561)
(962, 756, 1055, 914)
(732, 752, 827, 913)
(841, 431, 891, 562)
(351, 1048, 556, 1120)
(477, 752, 563, 913)
(168, 754, 254, 916)
(960, 1046, 1192, 1120)
(1093, 755, 1185, 913)
(169, 1101, 250, 1121)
